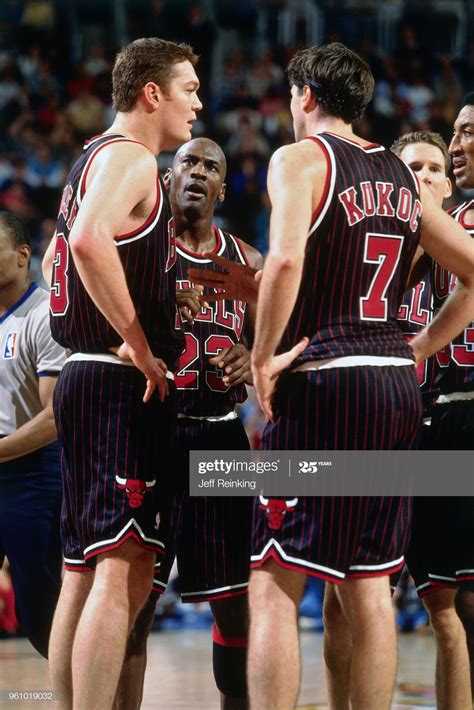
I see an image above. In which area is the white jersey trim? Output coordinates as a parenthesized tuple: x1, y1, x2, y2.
(181, 581, 248, 599)
(348, 555, 404, 572)
(308, 135, 337, 237)
(177, 410, 238, 422)
(251, 538, 346, 579)
(66, 352, 174, 379)
(176, 227, 229, 263)
(83, 518, 165, 558)
(428, 573, 456, 582)
(436, 391, 474, 403)
(292, 355, 414, 372)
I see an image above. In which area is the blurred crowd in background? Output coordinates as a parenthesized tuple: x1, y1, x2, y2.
(1, 0, 473, 637)
(1, 0, 474, 280)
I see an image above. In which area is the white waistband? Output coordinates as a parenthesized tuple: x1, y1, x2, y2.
(292, 356, 414, 372)
(66, 352, 174, 380)
(177, 410, 238, 422)
(437, 391, 474, 403)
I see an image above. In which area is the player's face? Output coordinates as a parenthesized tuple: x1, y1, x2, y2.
(171, 140, 226, 219)
(399, 142, 451, 207)
(450, 105, 474, 190)
(159, 61, 202, 150)
(0, 232, 23, 290)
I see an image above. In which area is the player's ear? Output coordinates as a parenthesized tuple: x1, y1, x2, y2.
(163, 168, 172, 191)
(218, 182, 226, 202)
(143, 82, 160, 110)
(17, 244, 30, 268)
(302, 84, 316, 113)
(444, 176, 452, 199)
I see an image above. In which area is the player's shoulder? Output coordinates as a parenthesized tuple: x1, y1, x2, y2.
(94, 136, 158, 177)
(238, 240, 263, 270)
(220, 229, 263, 271)
(271, 139, 325, 166)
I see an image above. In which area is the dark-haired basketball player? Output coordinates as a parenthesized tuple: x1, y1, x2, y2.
(117, 137, 262, 710)
(248, 43, 474, 710)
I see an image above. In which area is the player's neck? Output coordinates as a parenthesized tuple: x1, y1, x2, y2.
(0, 276, 31, 315)
(176, 219, 216, 253)
(107, 113, 161, 155)
(305, 116, 357, 143)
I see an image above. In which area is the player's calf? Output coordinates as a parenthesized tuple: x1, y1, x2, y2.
(210, 596, 249, 706)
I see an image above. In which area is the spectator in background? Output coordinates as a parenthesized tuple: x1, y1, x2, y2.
(25, 141, 64, 190)
(65, 87, 106, 139)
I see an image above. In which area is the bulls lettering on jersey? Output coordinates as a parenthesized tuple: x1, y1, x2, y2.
(431, 201, 474, 394)
(175, 227, 248, 417)
(50, 133, 184, 369)
(280, 132, 422, 365)
(396, 276, 438, 414)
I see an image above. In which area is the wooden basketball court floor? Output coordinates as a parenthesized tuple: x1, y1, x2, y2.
(0, 629, 437, 709)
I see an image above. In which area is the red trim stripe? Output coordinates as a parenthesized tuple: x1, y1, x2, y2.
(83, 529, 164, 561)
(234, 236, 250, 266)
(212, 624, 248, 647)
(178, 226, 223, 258)
(346, 558, 404, 579)
(251, 546, 343, 584)
(305, 136, 331, 226)
(115, 175, 162, 242)
(183, 588, 248, 604)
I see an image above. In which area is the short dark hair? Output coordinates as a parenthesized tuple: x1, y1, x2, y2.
(391, 131, 451, 173)
(0, 211, 31, 249)
(112, 37, 199, 112)
(463, 92, 474, 107)
(286, 42, 374, 123)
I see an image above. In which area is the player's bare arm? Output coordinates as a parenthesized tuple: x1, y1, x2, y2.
(41, 230, 57, 286)
(68, 141, 169, 402)
(405, 246, 431, 291)
(250, 140, 324, 418)
(411, 182, 474, 363)
(0, 376, 58, 463)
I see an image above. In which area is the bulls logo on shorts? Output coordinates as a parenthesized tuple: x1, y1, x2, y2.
(115, 476, 156, 508)
(259, 496, 298, 530)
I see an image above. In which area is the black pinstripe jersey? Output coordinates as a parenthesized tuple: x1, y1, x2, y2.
(279, 132, 422, 365)
(432, 201, 474, 394)
(50, 133, 184, 369)
(175, 227, 248, 417)
(396, 276, 438, 415)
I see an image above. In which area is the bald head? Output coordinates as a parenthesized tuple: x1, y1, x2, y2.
(173, 138, 227, 178)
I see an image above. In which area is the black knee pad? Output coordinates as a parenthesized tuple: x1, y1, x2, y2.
(212, 624, 248, 698)
(456, 589, 474, 637)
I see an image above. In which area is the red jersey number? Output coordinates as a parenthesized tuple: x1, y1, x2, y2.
(360, 233, 404, 321)
(175, 333, 235, 392)
(50, 233, 69, 316)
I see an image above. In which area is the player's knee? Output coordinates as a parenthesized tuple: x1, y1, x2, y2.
(423, 591, 463, 643)
(212, 623, 248, 699)
(126, 592, 158, 657)
(248, 562, 305, 612)
(210, 596, 248, 638)
(323, 587, 347, 633)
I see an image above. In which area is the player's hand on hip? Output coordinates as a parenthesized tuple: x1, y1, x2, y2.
(208, 342, 252, 386)
(188, 252, 261, 304)
(251, 337, 309, 420)
(118, 343, 169, 403)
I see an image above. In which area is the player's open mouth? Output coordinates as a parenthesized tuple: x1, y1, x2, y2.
(186, 183, 207, 198)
